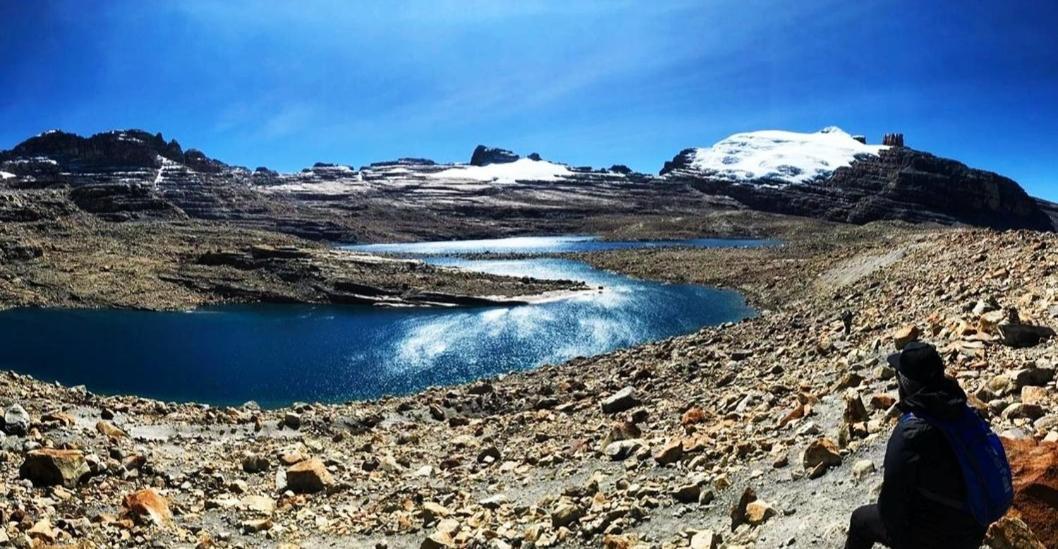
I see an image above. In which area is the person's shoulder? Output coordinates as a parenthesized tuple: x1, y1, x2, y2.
(897, 413, 939, 443)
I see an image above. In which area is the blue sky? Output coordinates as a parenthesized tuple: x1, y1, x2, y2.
(1, 1, 1056, 198)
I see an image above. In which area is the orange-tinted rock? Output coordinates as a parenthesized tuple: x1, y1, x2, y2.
(123, 488, 173, 526)
(96, 420, 127, 439)
(286, 458, 333, 493)
(987, 515, 1046, 549)
(893, 325, 920, 349)
(1002, 437, 1058, 547)
(869, 394, 896, 411)
(681, 406, 707, 426)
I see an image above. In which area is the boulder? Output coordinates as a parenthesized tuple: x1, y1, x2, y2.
(745, 500, 777, 525)
(1003, 403, 1045, 421)
(690, 530, 721, 549)
(998, 324, 1055, 348)
(1001, 437, 1058, 547)
(729, 487, 757, 531)
(869, 394, 896, 410)
(19, 449, 90, 488)
(1013, 367, 1056, 389)
(802, 437, 842, 471)
(673, 483, 701, 503)
(240, 495, 276, 516)
(421, 501, 451, 523)
(681, 406, 707, 426)
(986, 515, 1047, 549)
(96, 420, 127, 439)
(653, 438, 684, 465)
(852, 459, 876, 480)
(28, 518, 57, 542)
(602, 420, 642, 448)
(604, 439, 645, 461)
(843, 391, 869, 424)
(421, 531, 457, 549)
(893, 325, 920, 349)
(241, 518, 273, 533)
(1021, 386, 1048, 406)
(123, 488, 173, 526)
(241, 452, 270, 473)
(601, 386, 636, 414)
(3, 404, 30, 435)
(551, 499, 585, 528)
(285, 458, 333, 493)
(476, 445, 501, 464)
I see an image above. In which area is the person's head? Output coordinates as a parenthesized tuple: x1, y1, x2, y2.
(887, 342, 944, 399)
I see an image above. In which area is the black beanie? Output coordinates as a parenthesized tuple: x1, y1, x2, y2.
(887, 341, 944, 383)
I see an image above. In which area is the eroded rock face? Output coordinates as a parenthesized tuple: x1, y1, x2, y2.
(1002, 437, 1058, 547)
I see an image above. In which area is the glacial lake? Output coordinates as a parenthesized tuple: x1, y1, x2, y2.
(0, 236, 765, 407)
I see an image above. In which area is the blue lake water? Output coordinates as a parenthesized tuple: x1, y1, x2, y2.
(0, 236, 764, 407)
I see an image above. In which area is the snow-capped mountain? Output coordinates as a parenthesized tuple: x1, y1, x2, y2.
(2, 128, 1055, 236)
(661, 127, 886, 185)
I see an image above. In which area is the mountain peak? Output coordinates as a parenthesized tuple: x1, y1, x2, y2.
(661, 127, 886, 184)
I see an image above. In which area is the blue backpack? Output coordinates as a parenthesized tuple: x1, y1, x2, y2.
(902, 406, 1014, 526)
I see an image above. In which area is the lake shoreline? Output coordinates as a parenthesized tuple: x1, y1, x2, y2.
(3, 224, 1056, 548)
(0, 239, 759, 406)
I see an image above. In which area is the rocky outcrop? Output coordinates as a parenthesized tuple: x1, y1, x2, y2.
(0, 129, 212, 172)
(469, 145, 519, 166)
(676, 147, 1056, 231)
(659, 148, 697, 177)
(882, 133, 905, 147)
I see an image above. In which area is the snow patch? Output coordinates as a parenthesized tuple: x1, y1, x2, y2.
(263, 178, 363, 195)
(685, 127, 886, 185)
(429, 158, 573, 183)
(0, 171, 15, 180)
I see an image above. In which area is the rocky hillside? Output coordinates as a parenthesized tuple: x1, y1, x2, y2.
(661, 128, 1056, 231)
(0, 226, 1056, 547)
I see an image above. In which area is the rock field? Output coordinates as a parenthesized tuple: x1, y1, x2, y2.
(0, 224, 1056, 548)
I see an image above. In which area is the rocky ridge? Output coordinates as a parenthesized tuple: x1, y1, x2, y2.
(4, 129, 1055, 249)
(662, 132, 1056, 232)
(0, 225, 1056, 547)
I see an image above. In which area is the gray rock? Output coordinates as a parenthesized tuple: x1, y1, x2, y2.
(1003, 403, 1045, 420)
(3, 404, 30, 436)
(600, 386, 636, 414)
(998, 323, 1056, 348)
(1012, 367, 1055, 389)
(604, 438, 645, 460)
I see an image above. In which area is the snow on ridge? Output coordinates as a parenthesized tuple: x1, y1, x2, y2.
(429, 157, 573, 183)
(0, 171, 15, 180)
(686, 126, 886, 185)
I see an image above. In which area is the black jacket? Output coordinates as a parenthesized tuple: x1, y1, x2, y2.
(878, 377, 987, 549)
